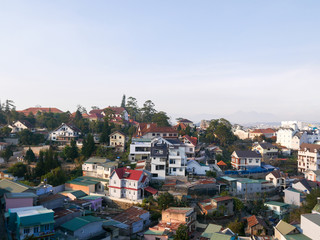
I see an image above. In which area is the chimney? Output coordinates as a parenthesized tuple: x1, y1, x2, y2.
(147, 124, 150, 129)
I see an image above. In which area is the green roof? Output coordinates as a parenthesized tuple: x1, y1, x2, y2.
(265, 201, 290, 207)
(144, 229, 166, 235)
(208, 232, 232, 240)
(285, 234, 312, 240)
(0, 179, 32, 193)
(16, 206, 54, 227)
(80, 195, 102, 200)
(67, 176, 107, 186)
(70, 190, 87, 198)
(61, 216, 103, 232)
(4, 192, 37, 199)
(235, 178, 268, 184)
(201, 224, 223, 238)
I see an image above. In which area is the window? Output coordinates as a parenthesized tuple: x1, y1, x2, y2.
(152, 133, 155, 136)
(169, 159, 175, 164)
(163, 134, 167, 137)
(189, 148, 193, 152)
(44, 224, 49, 231)
(34, 227, 39, 233)
(256, 160, 259, 163)
(173, 168, 176, 172)
(114, 180, 116, 184)
(24, 228, 30, 234)
(249, 160, 252, 163)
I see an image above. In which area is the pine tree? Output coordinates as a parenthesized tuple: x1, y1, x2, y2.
(121, 94, 126, 108)
(25, 148, 36, 163)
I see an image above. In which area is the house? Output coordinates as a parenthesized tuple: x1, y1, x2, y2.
(111, 206, 150, 234)
(144, 229, 173, 240)
(300, 198, 320, 240)
(187, 160, 211, 175)
(180, 135, 197, 159)
(129, 138, 152, 162)
(18, 107, 63, 115)
(38, 193, 66, 210)
(231, 150, 262, 170)
(0, 179, 36, 196)
(82, 157, 118, 180)
(274, 220, 305, 240)
(177, 118, 194, 128)
(292, 179, 314, 194)
(150, 137, 188, 180)
(276, 126, 299, 149)
(249, 128, 276, 140)
(78, 195, 103, 211)
(65, 176, 108, 195)
(60, 190, 87, 200)
(252, 142, 278, 160)
(234, 128, 250, 140)
(283, 188, 305, 206)
(4, 192, 37, 211)
(236, 178, 274, 196)
(48, 123, 81, 142)
(200, 224, 234, 240)
(9, 120, 35, 133)
(265, 169, 288, 189)
(89, 106, 129, 121)
(109, 131, 126, 152)
(198, 196, 234, 216)
(53, 208, 82, 227)
(264, 201, 290, 219)
(136, 123, 178, 139)
(6, 206, 55, 240)
(108, 167, 153, 201)
(291, 131, 309, 150)
(245, 215, 268, 236)
(304, 170, 320, 182)
(60, 216, 105, 240)
(297, 143, 320, 173)
(147, 207, 196, 235)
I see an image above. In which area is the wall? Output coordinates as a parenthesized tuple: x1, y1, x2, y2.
(74, 221, 104, 240)
(301, 214, 320, 240)
(5, 197, 33, 211)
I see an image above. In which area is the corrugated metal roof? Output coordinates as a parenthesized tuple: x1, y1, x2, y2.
(61, 216, 103, 232)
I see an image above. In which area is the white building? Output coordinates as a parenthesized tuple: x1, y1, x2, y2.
(109, 131, 126, 152)
(129, 138, 151, 161)
(265, 169, 288, 189)
(48, 123, 81, 142)
(252, 141, 278, 160)
(231, 150, 262, 170)
(150, 138, 188, 180)
(297, 143, 320, 173)
(108, 167, 152, 201)
(82, 157, 118, 180)
(136, 123, 178, 139)
(304, 170, 320, 182)
(276, 126, 299, 149)
(9, 120, 35, 133)
(187, 160, 211, 175)
(179, 135, 197, 159)
(301, 213, 320, 240)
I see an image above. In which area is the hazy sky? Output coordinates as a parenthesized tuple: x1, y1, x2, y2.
(1, 1, 320, 123)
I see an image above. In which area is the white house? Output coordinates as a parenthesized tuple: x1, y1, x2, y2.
(108, 167, 153, 201)
(9, 120, 35, 133)
(298, 143, 320, 173)
(136, 123, 178, 139)
(283, 188, 304, 206)
(48, 123, 81, 142)
(180, 135, 197, 159)
(89, 107, 129, 121)
(82, 157, 118, 180)
(264, 201, 290, 219)
(252, 141, 278, 160)
(231, 151, 262, 170)
(276, 126, 299, 149)
(129, 138, 151, 162)
(301, 213, 320, 240)
(304, 170, 320, 182)
(109, 131, 126, 152)
(265, 169, 288, 189)
(187, 160, 211, 175)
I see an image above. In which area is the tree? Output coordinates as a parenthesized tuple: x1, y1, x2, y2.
(173, 224, 189, 240)
(18, 130, 44, 145)
(8, 162, 27, 178)
(157, 192, 175, 210)
(126, 96, 139, 121)
(25, 148, 36, 163)
(151, 111, 170, 127)
(63, 139, 79, 161)
(41, 167, 67, 186)
(233, 197, 244, 212)
(34, 151, 45, 177)
(121, 94, 126, 108)
(141, 100, 156, 122)
(206, 170, 216, 178)
(227, 219, 245, 235)
(0, 145, 13, 163)
(82, 134, 96, 158)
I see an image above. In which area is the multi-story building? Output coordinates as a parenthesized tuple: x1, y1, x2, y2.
(108, 167, 153, 201)
(9, 120, 35, 133)
(48, 123, 81, 142)
(136, 123, 178, 139)
(297, 143, 320, 173)
(82, 157, 118, 180)
(231, 150, 262, 170)
(6, 206, 55, 240)
(180, 135, 197, 159)
(265, 169, 288, 189)
(249, 128, 276, 140)
(109, 131, 126, 152)
(276, 126, 299, 149)
(150, 138, 188, 180)
(198, 196, 234, 216)
(252, 141, 278, 160)
(129, 138, 152, 161)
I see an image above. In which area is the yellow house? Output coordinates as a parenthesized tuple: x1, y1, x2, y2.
(109, 131, 126, 152)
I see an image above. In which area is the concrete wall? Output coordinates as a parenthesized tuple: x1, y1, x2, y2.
(74, 221, 104, 240)
(5, 197, 33, 211)
(301, 214, 320, 240)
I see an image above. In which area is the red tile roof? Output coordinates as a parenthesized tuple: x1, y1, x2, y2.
(212, 196, 232, 202)
(106, 107, 126, 115)
(144, 186, 158, 195)
(217, 160, 227, 166)
(247, 215, 268, 228)
(18, 107, 63, 115)
(113, 167, 144, 181)
(183, 135, 198, 146)
(137, 123, 178, 137)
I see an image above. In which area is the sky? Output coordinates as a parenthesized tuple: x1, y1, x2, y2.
(0, 1, 320, 123)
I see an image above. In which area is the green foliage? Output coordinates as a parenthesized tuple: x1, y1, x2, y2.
(173, 224, 189, 240)
(126, 97, 139, 121)
(0, 145, 13, 163)
(18, 180, 36, 187)
(63, 139, 79, 161)
(25, 148, 36, 163)
(8, 162, 27, 178)
(227, 219, 245, 235)
(220, 191, 229, 196)
(141, 100, 156, 122)
(0, 126, 11, 138)
(18, 129, 44, 145)
(121, 94, 126, 108)
(233, 197, 244, 212)
(41, 167, 67, 186)
(151, 111, 170, 127)
(81, 134, 96, 158)
(157, 192, 175, 210)
(205, 170, 216, 178)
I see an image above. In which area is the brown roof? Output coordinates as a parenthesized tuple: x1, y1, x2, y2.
(106, 107, 126, 115)
(212, 196, 232, 202)
(300, 143, 320, 152)
(251, 128, 275, 134)
(112, 206, 148, 225)
(38, 194, 66, 203)
(18, 107, 63, 115)
(163, 207, 193, 215)
(269, 169, 286, 179)
(247, 215, 268, 229)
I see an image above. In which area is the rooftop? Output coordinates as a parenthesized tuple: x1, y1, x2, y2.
(163, 207, 193, 215)
(275, 220, 296, 235)
(4, 192, 37, 199)
(265, 201, 289, 207)
(61, 216, 103, 232)
(84, 157, 109, 164)
(112, 206, 148, 225)
(0, 179, 33, 194)
(302, 213, 320, 226)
